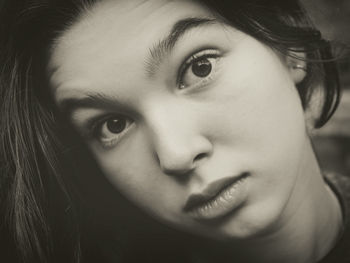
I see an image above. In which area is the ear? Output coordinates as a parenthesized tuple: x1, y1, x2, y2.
(285, 52, 315, 131)
(285, 52, 307, 84)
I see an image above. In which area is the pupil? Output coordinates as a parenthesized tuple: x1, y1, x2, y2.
(106, 118, 126, 133)
(192, 58, 212, 77)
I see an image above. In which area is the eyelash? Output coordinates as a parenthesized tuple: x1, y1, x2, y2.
(177, 48, 221, 89)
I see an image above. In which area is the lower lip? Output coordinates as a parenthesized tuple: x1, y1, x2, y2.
(188, 174, 249, 221)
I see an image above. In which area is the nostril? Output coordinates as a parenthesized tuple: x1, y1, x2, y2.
(194, 152, 207, 162)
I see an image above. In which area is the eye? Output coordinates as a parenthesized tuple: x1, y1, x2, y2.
(178, 49, 221, 89)
(93, 115, 133, 148)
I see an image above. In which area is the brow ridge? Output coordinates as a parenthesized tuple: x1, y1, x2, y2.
(59, 92, 123, 115)
(145, 17, 216, 77)
(59, 18, 218, 116)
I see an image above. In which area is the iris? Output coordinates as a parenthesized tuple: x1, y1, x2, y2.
(106, 118, 127, 134)
(192, 58, 212, 77)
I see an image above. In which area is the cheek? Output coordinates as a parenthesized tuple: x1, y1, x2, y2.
(89, 132, 184, 218)
(210, 44, 307, 178)
(91, 133, 156, 196)
(212, 52, 306, 148)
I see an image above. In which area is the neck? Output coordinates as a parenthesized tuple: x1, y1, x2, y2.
(203, 139, 343, 263)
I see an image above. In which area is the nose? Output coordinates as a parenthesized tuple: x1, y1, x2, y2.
(147, 109, 213, 176)
(156, 135, 212, 176)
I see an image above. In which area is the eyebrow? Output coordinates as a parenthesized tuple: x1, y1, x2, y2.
(145, 17, 217, 77)
(59, 92, 123, 115)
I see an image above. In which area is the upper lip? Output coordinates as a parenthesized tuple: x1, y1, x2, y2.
(183, 173, 246, 212)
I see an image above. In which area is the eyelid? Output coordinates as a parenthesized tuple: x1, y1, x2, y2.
(85, 113, 115, 136)
(177, 48, 221, 87)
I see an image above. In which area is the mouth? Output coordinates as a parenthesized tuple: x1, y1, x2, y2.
(183, 173, 249, 220)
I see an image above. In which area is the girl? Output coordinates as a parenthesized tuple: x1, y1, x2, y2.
(0, 0, 349, 262)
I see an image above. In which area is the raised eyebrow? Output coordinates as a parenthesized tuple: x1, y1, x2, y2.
(145, 17, 217, 77)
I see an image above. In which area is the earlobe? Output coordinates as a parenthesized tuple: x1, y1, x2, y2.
(286, 53, 307, 84)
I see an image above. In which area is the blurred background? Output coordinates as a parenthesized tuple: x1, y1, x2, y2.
(303, 0, 350, 175)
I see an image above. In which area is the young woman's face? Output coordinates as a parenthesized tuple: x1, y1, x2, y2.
(49, 0, 310, 240)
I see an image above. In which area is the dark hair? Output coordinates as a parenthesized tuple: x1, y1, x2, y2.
(0, 0, 341, 262)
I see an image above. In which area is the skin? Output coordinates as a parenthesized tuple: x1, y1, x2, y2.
(48, 0, 342, 262)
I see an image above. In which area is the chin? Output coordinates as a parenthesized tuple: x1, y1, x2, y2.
(200, 202, 285, 241)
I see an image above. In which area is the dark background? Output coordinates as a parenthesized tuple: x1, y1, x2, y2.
(304, 0, 350, 175)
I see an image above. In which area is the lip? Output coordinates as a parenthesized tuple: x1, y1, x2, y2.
(183, 173, 249, 220)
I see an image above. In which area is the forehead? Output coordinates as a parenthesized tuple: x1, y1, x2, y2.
(49, 0, 215, 97)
